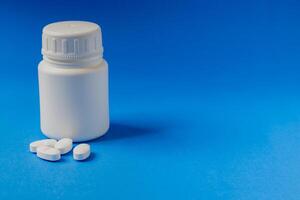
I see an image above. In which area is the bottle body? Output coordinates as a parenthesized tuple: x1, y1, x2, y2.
(38, 59, 109, 142)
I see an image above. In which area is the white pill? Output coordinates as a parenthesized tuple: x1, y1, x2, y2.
(55, 138, 73, 154)
(29, 139, 57, 153)
(73, 144, 91, 161)
(36, 146, 61, 161)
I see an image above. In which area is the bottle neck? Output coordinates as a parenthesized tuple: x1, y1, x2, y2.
(43, 55, 103, 68)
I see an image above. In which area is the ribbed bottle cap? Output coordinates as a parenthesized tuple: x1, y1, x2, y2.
(42, 21, 103, 61)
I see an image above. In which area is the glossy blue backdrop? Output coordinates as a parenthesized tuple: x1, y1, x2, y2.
(1, 0, 300, 199)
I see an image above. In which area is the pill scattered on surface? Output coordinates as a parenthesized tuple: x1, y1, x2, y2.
(55, 138, 73, 154)
(36, 146, 61, 161)
(73, 144, 91, 161)
(29, 139, 57, 153)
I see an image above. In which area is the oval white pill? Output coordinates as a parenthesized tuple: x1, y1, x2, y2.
(36, 146, 61, 161)
(29, 139, 57, 153)
(73, 144, 90, 161)
(55, 138, 73, 154)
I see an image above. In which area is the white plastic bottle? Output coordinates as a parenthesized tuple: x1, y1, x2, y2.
(38, 21, 109, 142)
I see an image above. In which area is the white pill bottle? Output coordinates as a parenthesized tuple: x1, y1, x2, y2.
(38, 21, 109, 142)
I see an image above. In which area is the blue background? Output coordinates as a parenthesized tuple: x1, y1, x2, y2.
(1, 0, 300, 199)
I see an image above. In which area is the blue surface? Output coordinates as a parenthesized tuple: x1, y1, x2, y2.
(1, 0, 300, 199)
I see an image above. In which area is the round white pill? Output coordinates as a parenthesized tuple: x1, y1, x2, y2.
(55, 138, 73, 154)
(29, 139, 57, 153)
(73, 144, 91, 161)
(36, 146, 61, 161)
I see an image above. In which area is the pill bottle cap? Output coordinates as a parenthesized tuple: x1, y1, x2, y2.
(42, 21, 103, 61)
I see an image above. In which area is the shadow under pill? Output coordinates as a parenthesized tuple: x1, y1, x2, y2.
(74, 152, 95, 162)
